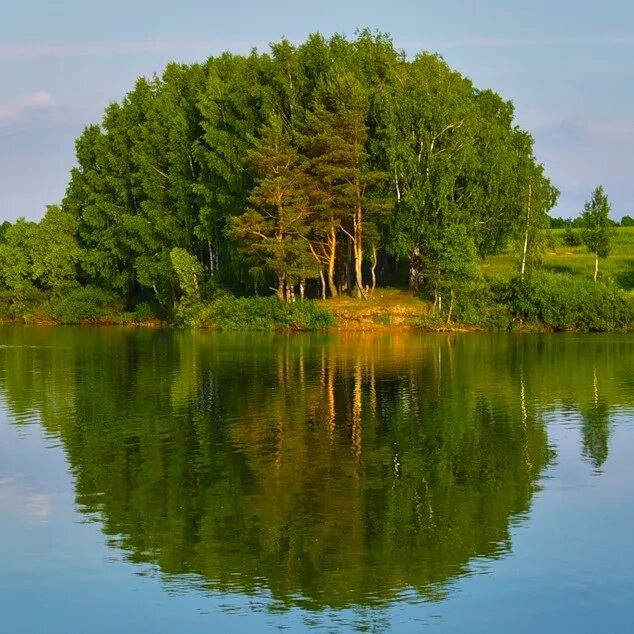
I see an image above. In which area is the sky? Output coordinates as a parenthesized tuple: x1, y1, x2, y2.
(1, 0, 633, 222)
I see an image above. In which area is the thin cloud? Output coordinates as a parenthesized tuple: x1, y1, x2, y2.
(0, 477, 53, 520)
(0, 90, 55, 126)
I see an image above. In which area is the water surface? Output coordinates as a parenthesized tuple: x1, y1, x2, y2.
(0, 328, 633, 632)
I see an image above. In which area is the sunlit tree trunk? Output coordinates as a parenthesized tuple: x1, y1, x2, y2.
(319, 269, 326, 299)
(353, 201, 367, 299)
(327, 227, 338, 297)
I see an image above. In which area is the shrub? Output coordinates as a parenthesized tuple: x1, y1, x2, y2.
(452, 279, 510, 329)
(48, 286, 119, 324)
(178, 296, 335, 330)
(563, 225, 583, 247)
(501, 272, 634, 331)
(282, 301, 336, 330)
(0, 283, 45, 321)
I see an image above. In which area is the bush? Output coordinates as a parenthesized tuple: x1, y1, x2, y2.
(563, 225, 583, 247)
(413, 313, 446, 330)
(501, 272, 634, 331)
(117, 301, 160, 325)
(48, 286, 120, 324)
(416, 279, 510, 330)
(451, 279, 510, 329)
(282, 301, 337, 330)
(178, 295, 336, 331)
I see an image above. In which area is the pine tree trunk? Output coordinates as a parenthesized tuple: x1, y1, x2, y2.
(327, 229, 338, 297)
(343, 241, 352, 295)
(319, 270, 326, 300)
(594, 254, 599, 282)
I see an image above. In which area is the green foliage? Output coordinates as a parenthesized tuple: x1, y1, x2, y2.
(48, 286, 120, 324)
(502, 272, 634, 331)
(170, 247, 202, 303)
(0, 286, 45, 321)
(621, 214, 634, 227)
(372, 313, 393, 326)
(229, 114, 318, 297)
(178, 296, 335, 330)
(52, 31, 556, 309)
(282, 300, 337, 330)
(452, 280, 510, 328)
(563, 223, 583, 247)
(0, 221, 10, 244)
(581, 186, 614, 261)
(6, 33, 631, 332)
(549, 216, 567, 229)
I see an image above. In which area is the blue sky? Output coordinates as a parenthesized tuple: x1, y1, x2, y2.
(1, 0, 633, 221)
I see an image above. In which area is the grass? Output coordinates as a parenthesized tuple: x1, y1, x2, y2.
(316, 288, 431, 329)
(481, 227, 634, 294)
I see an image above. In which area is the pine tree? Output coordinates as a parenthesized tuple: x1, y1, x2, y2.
(230, 115, 317, 300)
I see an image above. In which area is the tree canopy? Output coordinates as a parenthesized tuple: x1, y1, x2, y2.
(1, 31, 559, 319)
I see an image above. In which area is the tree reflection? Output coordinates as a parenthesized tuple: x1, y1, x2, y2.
(0, 329, 631, 610)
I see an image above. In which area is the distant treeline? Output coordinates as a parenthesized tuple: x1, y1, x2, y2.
(0, 31, 560, 319)
(551, 215, 633, 228)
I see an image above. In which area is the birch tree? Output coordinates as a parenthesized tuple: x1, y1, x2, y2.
(581, 186, 614, 282)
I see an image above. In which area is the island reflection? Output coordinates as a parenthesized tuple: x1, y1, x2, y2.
(2, 328, 631, 610)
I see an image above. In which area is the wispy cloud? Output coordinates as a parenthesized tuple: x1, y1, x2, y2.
(0, 90, 55, 127)
(0, 476, 53, 520)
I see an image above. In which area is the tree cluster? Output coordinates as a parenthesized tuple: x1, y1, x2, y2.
(2, 31, 558, 314)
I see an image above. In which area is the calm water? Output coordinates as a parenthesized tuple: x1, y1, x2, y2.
(0, 327, 633, 633)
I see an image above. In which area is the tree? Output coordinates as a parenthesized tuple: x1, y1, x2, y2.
(581, 186, 614, 282)
(171, 247, 202, 305)
(549, 216, 567, 229)
(230, 114, 317, 300)
(420, 224, 480, 323)
(621, 214, 634, 227)
(303, 72, 387, 299)
(0, 221, 10, 244)
(45, 32, 558, 311)
(384, 54, 476, 292)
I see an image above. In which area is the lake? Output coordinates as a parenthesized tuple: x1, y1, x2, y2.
(0, 327, 633, 633)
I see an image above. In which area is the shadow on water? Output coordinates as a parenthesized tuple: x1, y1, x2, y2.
(0, 327, 632, 611)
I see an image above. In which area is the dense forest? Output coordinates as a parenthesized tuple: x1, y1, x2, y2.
(0, 31, 632, 329)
